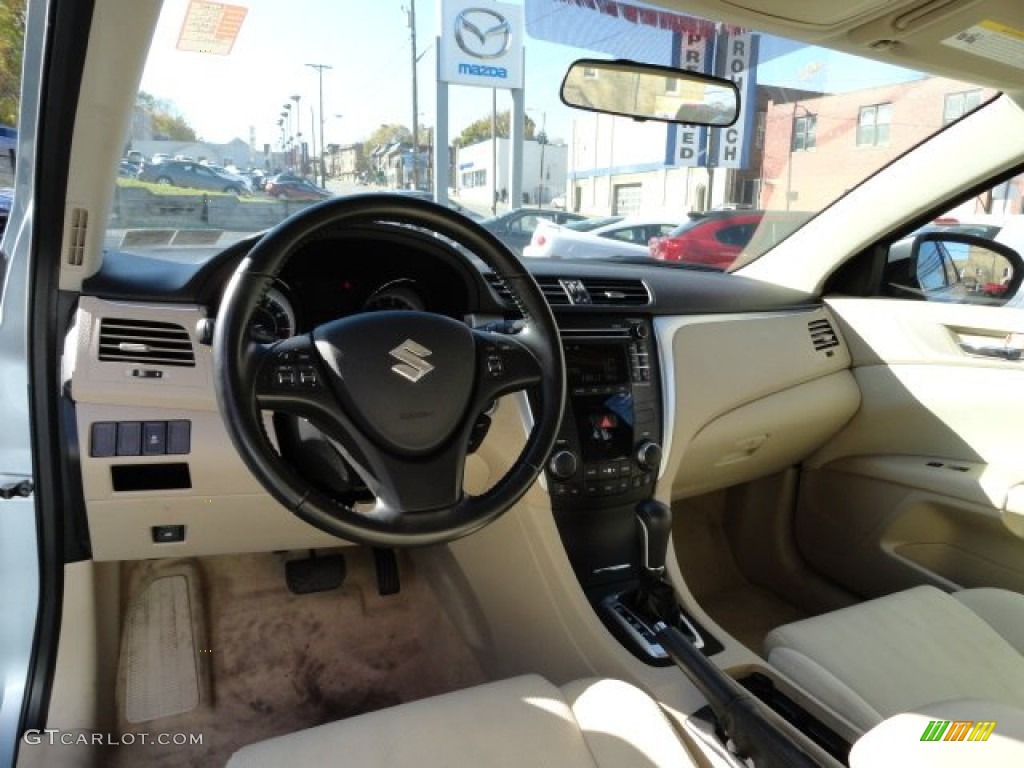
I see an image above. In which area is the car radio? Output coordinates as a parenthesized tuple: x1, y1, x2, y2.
(545, 317, 662, 508)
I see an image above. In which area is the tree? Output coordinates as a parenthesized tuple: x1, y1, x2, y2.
(364, 123, 412, 149)
(0, 0, 26, 126)
(135, 91, 198, 141)
(454, 110, 535, 148)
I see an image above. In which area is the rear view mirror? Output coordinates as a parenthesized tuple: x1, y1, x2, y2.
(560, 59, 739, 127)
(907, 232, 1023, 305)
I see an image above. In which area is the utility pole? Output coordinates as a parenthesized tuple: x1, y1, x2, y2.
(290, 94, 302, 174)
(306, 63, 332, 188)
(406, 0, 420, 192)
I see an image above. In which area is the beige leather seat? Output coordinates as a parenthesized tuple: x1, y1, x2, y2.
(226, 674, 698, 767)
(765, 585, 1024, 734)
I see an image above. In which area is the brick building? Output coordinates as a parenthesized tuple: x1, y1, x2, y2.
(761, 77, 999, 211)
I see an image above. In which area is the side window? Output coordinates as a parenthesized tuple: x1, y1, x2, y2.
(510, 214, 539, 234)
(715, 223, 756, 246)
(603, 227, 640, 243)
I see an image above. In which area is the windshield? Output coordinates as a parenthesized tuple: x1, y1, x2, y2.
(109, 0, 992, 269)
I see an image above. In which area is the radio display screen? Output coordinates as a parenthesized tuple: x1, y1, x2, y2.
(564, 342, 634, 460)
(565, 342, 629, 387)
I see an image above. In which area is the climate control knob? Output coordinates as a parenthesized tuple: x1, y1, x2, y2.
(636, 441, 663, 472)
(548, 450, 579, 481)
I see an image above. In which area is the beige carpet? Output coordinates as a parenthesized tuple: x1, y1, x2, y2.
(673, 492, 811, 654)
(106, 548, 488, 767)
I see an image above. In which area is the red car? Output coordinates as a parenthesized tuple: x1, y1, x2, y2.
(649, 210, 809, 269)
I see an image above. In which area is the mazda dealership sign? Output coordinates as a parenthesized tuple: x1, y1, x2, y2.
(439, 1, 524, 89)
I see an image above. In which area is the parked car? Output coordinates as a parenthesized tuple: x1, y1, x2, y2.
(264, 176, 332, 200)
(479, 207, 587, 253)
(523, 215, 679, 259)
(117, 160, 141, 178)
(137, 159, 252, 195)
(149, 152, 171, 165)
(649, 210, 810, 269)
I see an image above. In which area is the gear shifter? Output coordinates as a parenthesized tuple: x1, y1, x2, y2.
(635, 498, 672, 579)
(625, 499, 684, 628)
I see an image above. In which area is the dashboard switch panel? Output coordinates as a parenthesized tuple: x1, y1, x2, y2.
(90, 420, 192, 457)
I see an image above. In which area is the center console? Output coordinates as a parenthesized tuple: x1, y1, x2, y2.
(544, 317, 662, 508)
(544, 316, 721, 664)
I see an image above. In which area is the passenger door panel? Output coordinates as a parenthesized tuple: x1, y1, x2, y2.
(796, 298, 1024, 597)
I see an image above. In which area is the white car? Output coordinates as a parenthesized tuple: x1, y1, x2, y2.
(522, 216, 680, 259)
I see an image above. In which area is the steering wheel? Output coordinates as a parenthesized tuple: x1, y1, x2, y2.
(213, 194, 565, 547)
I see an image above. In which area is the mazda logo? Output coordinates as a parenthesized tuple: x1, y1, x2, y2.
(454, 8, 511, 60)
(389, 339, 434, 383)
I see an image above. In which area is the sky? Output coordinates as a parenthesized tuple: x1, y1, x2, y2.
(139, 0, 927, 152)
(140, 0, 589, 150)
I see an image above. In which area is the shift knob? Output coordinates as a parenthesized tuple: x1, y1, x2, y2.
(635, 499, 672, 576)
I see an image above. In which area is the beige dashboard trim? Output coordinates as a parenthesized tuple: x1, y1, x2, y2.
(654, 308, 858, 501)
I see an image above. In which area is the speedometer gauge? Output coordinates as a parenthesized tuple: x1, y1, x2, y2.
(363, 279, 425, 312)
(250, 287, 296, 342)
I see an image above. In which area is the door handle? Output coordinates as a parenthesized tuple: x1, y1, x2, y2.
(959, 342, 1023, 360)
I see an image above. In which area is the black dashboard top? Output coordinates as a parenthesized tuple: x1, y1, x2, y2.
(83, 222, 818, 319)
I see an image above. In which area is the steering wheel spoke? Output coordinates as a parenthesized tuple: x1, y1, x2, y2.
(251, 335, 335, 416)
(472, 328, 545, 404)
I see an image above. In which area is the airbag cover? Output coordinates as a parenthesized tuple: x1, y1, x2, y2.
(313, 311, 475, 455)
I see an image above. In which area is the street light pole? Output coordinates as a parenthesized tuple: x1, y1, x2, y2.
(528, 109, 547, 207)
(306, 63, 332, 188)
(406, 0, 420, 192)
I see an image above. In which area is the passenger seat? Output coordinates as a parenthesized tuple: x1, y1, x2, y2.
(765, 585, 1024, 733)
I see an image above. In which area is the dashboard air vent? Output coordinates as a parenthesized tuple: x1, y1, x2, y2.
(539, 278, 572, 305)
(808, 317, 840, 353)
(579, 278, 650, 306)
(98, 318, 196, 367)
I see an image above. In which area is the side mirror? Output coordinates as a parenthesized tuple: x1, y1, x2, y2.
(907, 232, 1023, 305)
(560, 59, 739, 127)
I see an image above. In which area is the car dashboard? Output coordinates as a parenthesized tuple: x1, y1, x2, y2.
(65, 219, 859, 563)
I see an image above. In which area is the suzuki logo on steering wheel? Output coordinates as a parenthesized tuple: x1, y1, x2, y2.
(389, 339, 434, 383)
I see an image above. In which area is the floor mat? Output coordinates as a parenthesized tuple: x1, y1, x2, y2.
(107, 548, 488, 768)
(119, 565, 208, 723)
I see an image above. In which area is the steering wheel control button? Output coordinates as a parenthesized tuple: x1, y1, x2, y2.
(486, 355, 504, 377)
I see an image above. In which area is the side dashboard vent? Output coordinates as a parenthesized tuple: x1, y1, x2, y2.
(484, 275, 571, 307)
(98, 318, 196, 367)
(808, 317, 840, 353)
(580, 278, 650, 306)
(66, 207, 89, 267)
(485, 274, 515, 304)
